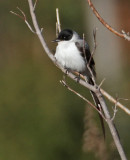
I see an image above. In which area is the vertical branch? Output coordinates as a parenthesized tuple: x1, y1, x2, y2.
(56, 8, 61, 33)
(83, 33, 87, 64)
(88, 28, 97, 66)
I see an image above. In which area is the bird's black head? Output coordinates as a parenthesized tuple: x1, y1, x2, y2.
(52, 29, 73, 42)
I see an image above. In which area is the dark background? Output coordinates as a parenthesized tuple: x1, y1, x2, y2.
(0, 0, 130, 159)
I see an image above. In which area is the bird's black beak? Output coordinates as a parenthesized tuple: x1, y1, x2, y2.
(51, 38, 60, 43)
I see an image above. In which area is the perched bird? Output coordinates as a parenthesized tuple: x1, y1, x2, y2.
(52, 29, 105, 137)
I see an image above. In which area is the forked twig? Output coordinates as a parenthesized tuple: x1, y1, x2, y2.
(100, 89, 130, 115)
(111, 97, 118, 121)
(111, 97, 129, 121)
(10, 7, 35, 33)
(87, 0, 130, 41)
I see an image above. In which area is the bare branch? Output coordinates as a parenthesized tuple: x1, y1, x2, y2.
(56, 22, 59, 37)
(100, 89, 130, 115)
(88, 27, 97, 67)
(85, 28, 97, 85)
(87, 0, 130, 41)
(56, 8, 61, 33)
(111, 101, 118, 121)
(10, 7, 35, 33)
(111, 97, 129, 121)
(98, 78, 106, 89)
(40, 28, 43, 33)
(60, 80, 106, 121)
(83, 33, 87, 64)
(16, 7, 26, 20)
(33, 0, 38, 11)
(83, 33, 96, 85)
(10, 10, 25, 21)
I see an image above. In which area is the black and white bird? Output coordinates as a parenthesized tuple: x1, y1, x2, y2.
(52, 29, 105, 137)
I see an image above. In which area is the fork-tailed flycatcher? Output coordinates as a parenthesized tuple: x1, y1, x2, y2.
(52, 29, 105, 138)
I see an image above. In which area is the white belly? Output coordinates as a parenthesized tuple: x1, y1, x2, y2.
(55, 41, 86, 72)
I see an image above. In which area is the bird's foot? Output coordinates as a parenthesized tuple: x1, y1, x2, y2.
(63, 68, 70, 81)
(74, 73, 81, 83)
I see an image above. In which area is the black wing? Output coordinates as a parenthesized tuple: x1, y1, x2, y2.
(75, 41, 96, 77)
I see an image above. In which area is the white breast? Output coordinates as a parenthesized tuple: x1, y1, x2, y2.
(55, 41, 86, 72)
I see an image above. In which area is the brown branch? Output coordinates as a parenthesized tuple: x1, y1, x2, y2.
(87, 0, 130, 41)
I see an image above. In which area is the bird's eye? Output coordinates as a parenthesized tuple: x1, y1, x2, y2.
(64, 37, 66, 39)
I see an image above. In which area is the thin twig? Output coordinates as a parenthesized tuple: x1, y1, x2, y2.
(10, 10, 25, 20)
(83, 33, 87, 64)
(33, 0, 38, 11)
(98, 78, 106, 89)
(111, 102, 118, 121)
(111, 97, 129, 121)
(86, 29, 97, 85)
(60, 80, 106, 121)
(56, 8, 61, 33)
(87, 0, 130, 41)
(88, 27, 97, 67)
(10, 7, 35, 33)
(56, 22, 59, 37)
(100, 89, 130, 115)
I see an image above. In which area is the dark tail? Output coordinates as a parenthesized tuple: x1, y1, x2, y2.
(90, 91, 105, 139)
(88, 78, 105, 139)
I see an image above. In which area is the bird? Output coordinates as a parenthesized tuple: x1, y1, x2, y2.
(52, 29, 105, 138)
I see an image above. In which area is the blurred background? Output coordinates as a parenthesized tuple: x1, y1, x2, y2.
(0, 0, 130, 159)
